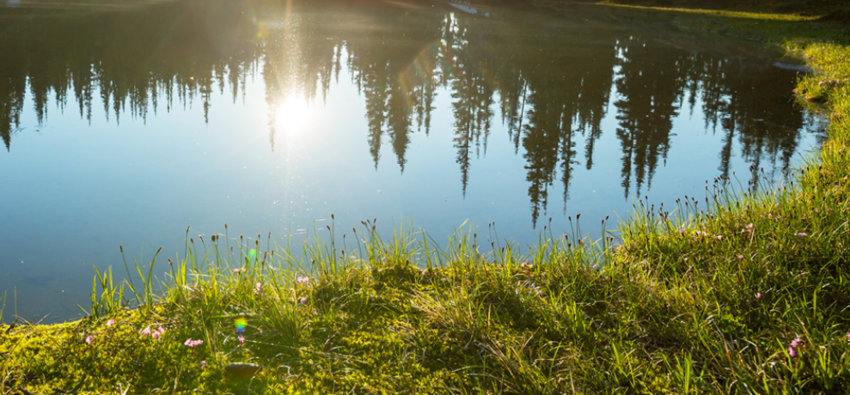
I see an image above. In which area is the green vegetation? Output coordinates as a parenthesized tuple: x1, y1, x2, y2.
(593, 1, 848, 45)
(2, 4, 850, 394)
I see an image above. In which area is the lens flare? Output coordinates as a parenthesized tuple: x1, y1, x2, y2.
(235, 317, 248, 334)
(249, 249, 257, 259)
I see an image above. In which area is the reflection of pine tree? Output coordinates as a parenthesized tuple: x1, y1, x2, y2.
(500, 78, 526, 154)
(487, 33, 526, 155)
(614, 38, 682, 198)
(518, 67, 593, 227)
(71, 60, 94, 124)
(0, 34, 26, 151)
(466, 13, 618, 224)
(361, 62, 390, 170)
(0, 1, 261, 150)
(0, 0, 820, 225)
(702, 57, 805, 183)
(577, 54, 615, 171)
(450, 74, 493, 193)
(521, 88, 564, 228)
(449, 66, 493, 195)
(560, 127, 579, 213)
(444, 15, 494, 196)
(413, 46, 439, 136)
(345, 5, 442, 171)
(387, 84, 412, 172)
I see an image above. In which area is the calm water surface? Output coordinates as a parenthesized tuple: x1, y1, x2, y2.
(0, 0, 824, 322)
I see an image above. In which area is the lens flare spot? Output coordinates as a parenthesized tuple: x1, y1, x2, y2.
(235, 317, 248, 334)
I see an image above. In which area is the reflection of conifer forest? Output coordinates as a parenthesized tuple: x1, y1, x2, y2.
(0, 0, 820, 226)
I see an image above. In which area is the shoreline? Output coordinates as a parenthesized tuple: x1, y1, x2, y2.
(2, 3, 849, 393)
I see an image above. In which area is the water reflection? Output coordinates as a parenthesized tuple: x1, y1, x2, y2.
(0, 0, 820, 227)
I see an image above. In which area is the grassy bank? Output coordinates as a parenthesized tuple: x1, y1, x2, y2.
(2, 6, 850, 395)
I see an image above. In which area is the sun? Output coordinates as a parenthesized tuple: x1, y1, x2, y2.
(274, 96, 313, 134)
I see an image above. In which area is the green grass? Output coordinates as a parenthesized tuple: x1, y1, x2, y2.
(598, 2, 821, 21)
(3, 5, 850, 394)
(564, 0, 850, 45)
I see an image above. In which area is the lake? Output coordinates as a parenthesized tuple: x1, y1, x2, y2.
(0, 0, 824, 322)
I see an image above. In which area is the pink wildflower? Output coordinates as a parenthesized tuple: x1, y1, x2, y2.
(238, 336, 245, 347)
(788, 347, 797, 357)
(737, 254, 744, 259)
(755, 292, 762, 299)
(106, 319, 115, 327)
(715, 235, 723, 240)
(184, 338, 204, 347)
(794, 233, 808, 237)
(200, 360, 207, 369)
(684, 257, 689, 262)
(791, 337, 803, 348)
(152, 332, 161, 340)
(157, 326, 165, 335)
(86, 335, 93, 344)
(255, 282, 263, 293)
(299, 297, 308, 304)
(142, 328, 151, 336)
(297, 276, 309, 283)
(846, 332, 850, 343)
(521, 261, 532, 268)
(233, 268, 246, 273)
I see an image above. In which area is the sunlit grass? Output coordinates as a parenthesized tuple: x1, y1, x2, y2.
(583, 1, 848, 47)
(596, 1, 820, 21)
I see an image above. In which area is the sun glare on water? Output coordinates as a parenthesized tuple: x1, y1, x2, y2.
(274, 96, 314, 134)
